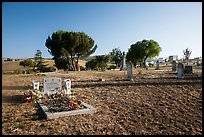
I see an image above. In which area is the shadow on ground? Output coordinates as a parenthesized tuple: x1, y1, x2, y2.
(72, 77, 202, 88)
(31, 104, 46, 121)
(2, 94, 25, 104)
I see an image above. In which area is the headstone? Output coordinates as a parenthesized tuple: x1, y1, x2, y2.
(184, 66, 193, 74)
(43, 77, 62, 96)
(155, 60, 159, 70)
(172, 61, 177, 71)
(127, 62, 133, 80)
(32, 81, 40, 90)
(178, 63, 184, 79)
(64, 79, 71, 95)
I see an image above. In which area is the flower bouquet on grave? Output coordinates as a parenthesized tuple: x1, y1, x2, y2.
(41, 93, 84, 112)
(23, 93, 32, 103)
(30, 89, 43, 102)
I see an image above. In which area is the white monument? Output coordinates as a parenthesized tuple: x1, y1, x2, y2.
(127, 62, 133, 80)
(120, 52, 127, 70)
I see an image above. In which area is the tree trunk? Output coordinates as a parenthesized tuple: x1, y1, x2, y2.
(187, 59, 189, 66)
(143, 57, 148, 70)
(70, 54, 76, 71)
(76, 54, 80, 71)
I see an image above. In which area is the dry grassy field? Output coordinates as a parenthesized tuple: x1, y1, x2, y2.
(2, 65, 202, 135)
(2, 59, 86, 72)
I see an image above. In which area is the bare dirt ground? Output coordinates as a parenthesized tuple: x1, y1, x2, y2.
(2, 66, 202, 135)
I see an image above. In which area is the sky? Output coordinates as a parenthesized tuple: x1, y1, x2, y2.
(2, 2, 202, 59)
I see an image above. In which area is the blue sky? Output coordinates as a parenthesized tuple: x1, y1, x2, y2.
(2, 2, 202, 59)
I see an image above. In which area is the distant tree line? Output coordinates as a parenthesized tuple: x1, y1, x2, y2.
(43, 30, 162, 71)
(19, 50, 56, 73)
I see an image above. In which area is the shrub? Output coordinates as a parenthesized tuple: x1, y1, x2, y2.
(86, 55, 111, 71)
(41, 66, 56, 72)
(80, 66, 86, 71)
(14, 69, 23, 74)
(27, 69, 34, 74)
(107, 65, 116, 70)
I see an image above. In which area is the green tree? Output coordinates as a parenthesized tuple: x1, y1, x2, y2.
(54, 57, 70, 71)
(34, 50, 46, 72)
(109, 47, 123, 68)
(19, 59, 34, 69)
(126, 39, 161, 69)
(74, 32, 97, 71)
(45, 30, 97, 71)
(86, 55, 111, 71)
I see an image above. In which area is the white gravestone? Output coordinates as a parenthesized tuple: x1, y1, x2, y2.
(178, 63, 184, 79)
(64, 79, 71, 95)
(32, 81, 40, 90)
(43, 77, 62, 96)
(127, 62, 133, 80)
(120, 52, 127, 70)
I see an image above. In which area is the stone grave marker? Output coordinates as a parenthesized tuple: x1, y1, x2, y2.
(172, 61, 177, 71)
(127, 61, 133, 80)
(178, 63, 184, 79)
(43, 77, 62, 96)
(155, 60, 160, 70)
(184, 66, 193, 74)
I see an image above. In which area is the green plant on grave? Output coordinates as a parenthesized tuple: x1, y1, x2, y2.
(30, 89, 42, 102)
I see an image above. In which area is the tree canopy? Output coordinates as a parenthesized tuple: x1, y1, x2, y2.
(109, 47, 123, 68)
(45, 30, 97, 71)
(86, 55, 112, 71)
(126, 39, 161, 69)
(19, 59, 33, 68)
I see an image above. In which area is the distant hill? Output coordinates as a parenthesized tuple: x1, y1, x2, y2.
(2, 59, 86, 72)
(80, 56, 96, 62)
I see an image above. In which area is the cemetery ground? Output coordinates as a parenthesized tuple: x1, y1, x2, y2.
(2, 65, 202, 135)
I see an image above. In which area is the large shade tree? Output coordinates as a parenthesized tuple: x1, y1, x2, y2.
(45, 30, 97, 71)
(126, 39, 161, 69)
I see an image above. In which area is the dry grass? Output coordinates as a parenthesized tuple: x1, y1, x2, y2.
(2, 59, 86, 72)
(2, 66, 202, 135)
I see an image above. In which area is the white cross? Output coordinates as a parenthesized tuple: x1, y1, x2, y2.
(64, 79, 71, 95)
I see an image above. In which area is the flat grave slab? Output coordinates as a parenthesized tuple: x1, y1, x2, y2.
(34, 77, 96, 119)
(37, 101, 96, 120)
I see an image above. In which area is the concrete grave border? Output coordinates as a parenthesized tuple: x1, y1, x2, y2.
(37, 101, 96, 120)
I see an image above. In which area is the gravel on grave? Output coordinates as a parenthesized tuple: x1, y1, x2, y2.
(2, 69, 202, 135)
